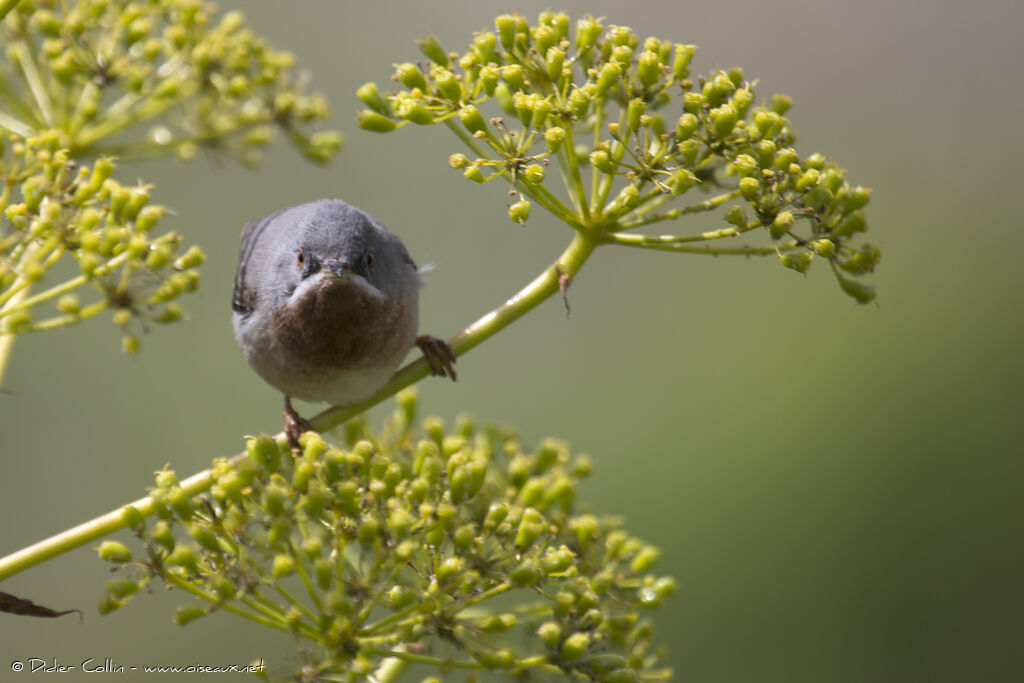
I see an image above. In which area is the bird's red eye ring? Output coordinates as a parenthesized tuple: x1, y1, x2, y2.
(366, 250, 374, 270)
(297, 246, 305, 269)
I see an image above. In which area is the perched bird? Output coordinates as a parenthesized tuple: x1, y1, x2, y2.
(232, 199, 455, 448)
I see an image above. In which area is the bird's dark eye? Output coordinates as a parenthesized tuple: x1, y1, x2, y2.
(296, 246, 305, 269)
(366, 250, 374, 270)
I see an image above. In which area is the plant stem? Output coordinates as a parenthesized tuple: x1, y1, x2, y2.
(0, 285, 29, 389)
(0, 232, 599, 582)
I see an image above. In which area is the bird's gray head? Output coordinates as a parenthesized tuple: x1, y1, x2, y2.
(265, 199, 414, 307)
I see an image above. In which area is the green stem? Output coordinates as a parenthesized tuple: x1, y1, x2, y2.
(12, 41, 53, 126)
(0, 232, 599, 582)
(0, 0, 22, 21)
(163, 573, 295, 634)
(609, 231, 799, 255)
(0, 285, 29, 389)
(558, 123, 590, 221)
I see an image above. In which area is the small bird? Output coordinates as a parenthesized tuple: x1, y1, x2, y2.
(232, 199, 455, 449)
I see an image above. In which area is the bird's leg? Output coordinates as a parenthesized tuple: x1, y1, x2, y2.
(416, 335, 457, 381)
(283, 395, 314, 453)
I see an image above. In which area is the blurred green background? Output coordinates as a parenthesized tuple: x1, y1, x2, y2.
(3, 0, 1023, 681)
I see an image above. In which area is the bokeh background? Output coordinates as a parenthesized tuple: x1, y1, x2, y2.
(2, 0, 1023, 681)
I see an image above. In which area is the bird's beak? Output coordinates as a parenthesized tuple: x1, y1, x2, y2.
(322, 259, 352, 278)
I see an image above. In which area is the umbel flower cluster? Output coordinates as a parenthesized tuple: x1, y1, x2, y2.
(0, 0, 343, 355)
(0, 136, 201, 352)
(100, 390, 675, 682)
(357, 11, 879, 303)
(1, 0, 341, 163)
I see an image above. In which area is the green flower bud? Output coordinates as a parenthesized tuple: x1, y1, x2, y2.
(546, 47, 565, 83)
(636, 50, 661, 88)
(739, 176, 760, 200)
(704, 71, 736, 108)
(166, 545, 200, 573)
(756, 139, 777, 169)
(733, 87, 754, 118)
(576, 15, 604, 51)
(672, 44, 696, 81)
(811, 238, 836, 257)
(683, 91, 705, 114)
(568, 87, 591, 118)
(173, 246, 205, 270)
(121, 334, 140, 355)
(463, 165, 486, 183)
(473, 31, 497, 64)
(151, 520, 175, 551)
(843, 186, 872, 215)
(724, 205, 747, 227)
(356, 82, 389, 114)
(533, 24, 557, 56)
(56, 294, 81, 315)
(561, 632, 591, 661)
(388, 584, 416, 608)
(508, 199, 531, 224)
(358, 515, 380, 547)
(540, 545, 575, 574)
(523, 163, 546, 184)
(268, 554, 294, 580)
(668, 169, 698, 195)
(537, 621, 563, 647)
(500, 64, 524, 92)
(780, 251, 813, 273)
(532, 97, 552, 128)
(795, 168, 821, 192)
(393, 95, 433, 126)
(97, 541, 132, 564)
(437, 557, 464, 583)
(710, 104, 738, 139)
(770, 93, 793, 114)
(838, 276, 876, 304)
(394, 63, 427, 92)
(515, 507, 545, 548)
(482, 613, 517, 633)
(833, 210, 867, 237)
(417, 36, 449, 67)
(775, 147, 798, 169)
(846, 244, 882, 274)
(478, 66, 500, 97)
(770, 210, 795, 239)
(433, 68, 462, 102)
(173, 605, 207, 626)
(732, 154, 757, 177)
(589, 149, 614, 174)
(626, 98, 646, 134)
(494, 82, 516, 115)
(101, 581, 135, 602)
(509, 561, 542, 587)
(458, 105, 487, 134)
(512, 91, 534, 128)
(675, 113, 698, 141)
(595, 61, 622, 95)
(545, 126, 566, 151)
(755, 110, 782, 137)
(495, 14, 517, 50)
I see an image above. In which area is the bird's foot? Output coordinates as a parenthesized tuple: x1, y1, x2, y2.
(416, 335, 457, 381)
(283, 396, 315, 454)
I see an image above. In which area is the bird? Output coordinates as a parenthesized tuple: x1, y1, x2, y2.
(231, 199, 455, 449)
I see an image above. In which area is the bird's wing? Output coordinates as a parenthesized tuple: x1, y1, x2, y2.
(231, 208, 288, 314)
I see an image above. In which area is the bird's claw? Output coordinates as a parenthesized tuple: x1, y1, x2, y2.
(416, 335, 457, 381)
(283, 396, 314, 453)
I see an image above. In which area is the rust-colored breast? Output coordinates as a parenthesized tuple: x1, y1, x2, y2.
(271, 278, 414, 374)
